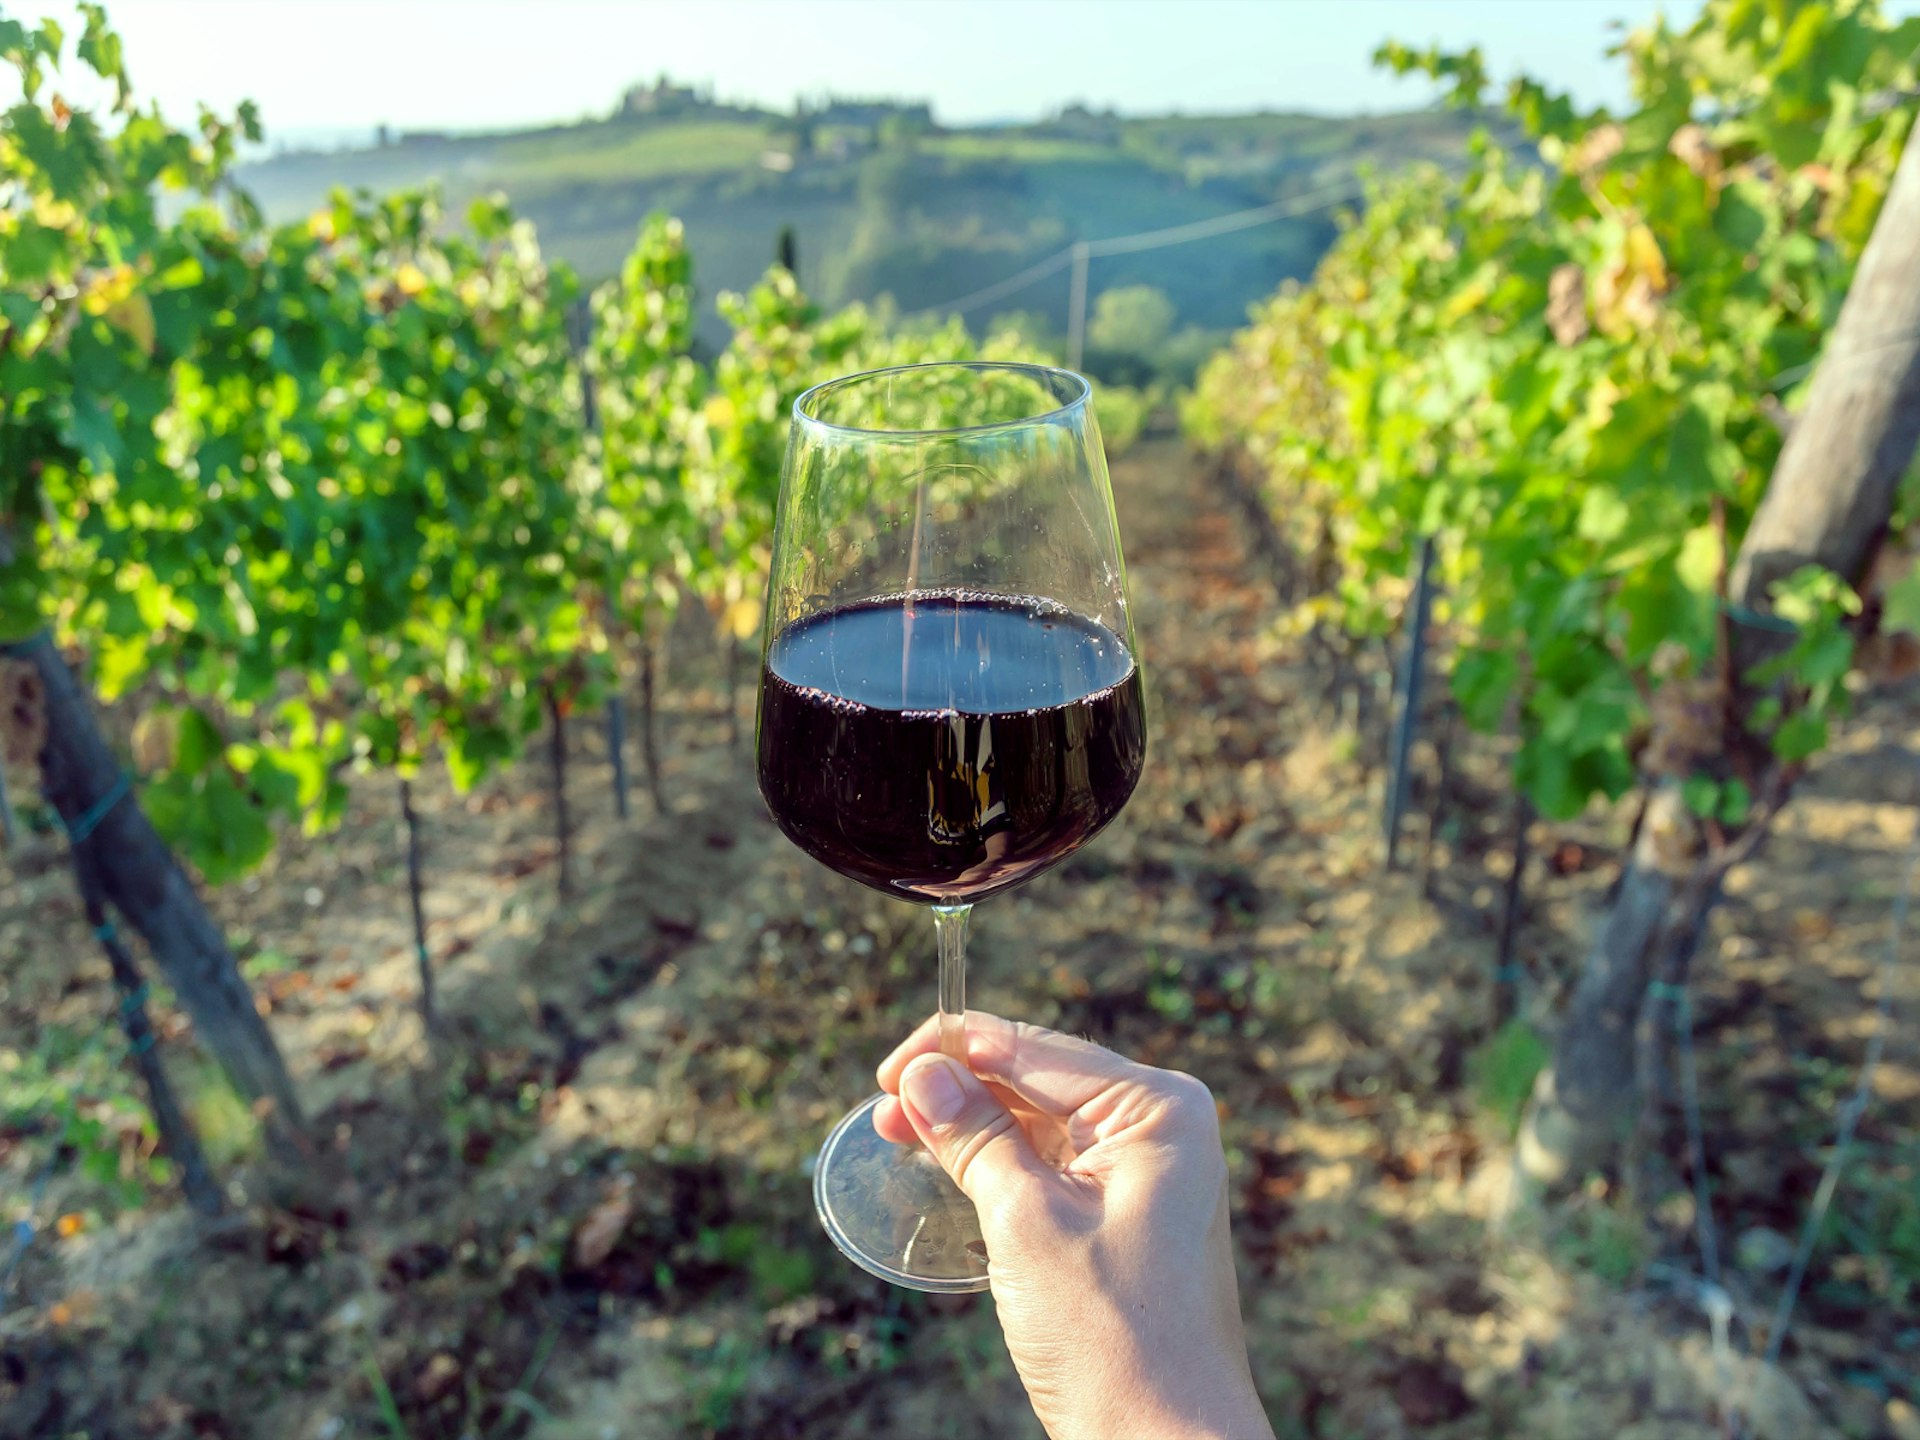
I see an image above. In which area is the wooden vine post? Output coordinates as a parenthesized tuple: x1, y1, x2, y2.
(398, 777, 437, 1030)
(1384, 536, 1437, 870)
(5, 634, 308, 1159)
(566, 297, 634, 824)
(67, 838, 225, 1218)
(547, 687, 574, 901)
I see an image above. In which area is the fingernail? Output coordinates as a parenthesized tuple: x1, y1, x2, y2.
(903, 1056, 967, 1125)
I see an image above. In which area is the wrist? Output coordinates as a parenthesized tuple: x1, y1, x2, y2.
(1046, 1370, 1272, 1440)
(1122, 1388, 1272, 1440)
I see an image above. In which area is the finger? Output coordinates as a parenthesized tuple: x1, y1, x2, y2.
(879, 1012, 1142, 1120)
(874, 1081, 1070, 1158)
(875, 1012, 952, 1092)
(897, 1054, 1059, 1213)
(871, 1094, 916, 1145)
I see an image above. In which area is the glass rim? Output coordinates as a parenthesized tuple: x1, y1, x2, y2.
(792, 360, 1091, 441)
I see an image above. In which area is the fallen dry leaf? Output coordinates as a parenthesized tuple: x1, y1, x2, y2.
(570, 1183, 635, 1270)
(1792, 908, 1835, 942)
(415, 1351, 461, 1404)
(46, 1289, 97, 1327)
(1547, 263, 1588, 347)
(1669, 123, 1719, 180)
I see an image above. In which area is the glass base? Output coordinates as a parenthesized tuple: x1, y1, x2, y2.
(814, 1092, 991, 1293)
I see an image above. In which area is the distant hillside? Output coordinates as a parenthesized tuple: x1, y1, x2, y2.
(237, 94, 1488, 349)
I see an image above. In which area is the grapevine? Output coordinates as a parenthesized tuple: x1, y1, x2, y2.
(1185, 0, 1920, 818)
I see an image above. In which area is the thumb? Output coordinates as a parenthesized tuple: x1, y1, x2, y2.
(899, 1053, 1054, 1215)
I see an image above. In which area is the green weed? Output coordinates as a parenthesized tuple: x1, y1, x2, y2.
(241, 947, 297, 980)
(1468, 1020, 1549, 1136)
(1146, 953, 1197, 1023)
(1, 1024, 165, 1211)
(178, 1056, 261, 1171)
(1554, 1202, 1649, 1286)
(688, 1334, 760, 1434)
(1821, 1142, 1920, 1304)
(362, 1351, 413, 1440)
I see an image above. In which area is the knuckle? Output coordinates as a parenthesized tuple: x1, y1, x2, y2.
(1158, 1068, 1216, 1115)
(1155, 1069, 1224, 1134)
(1002, 1017, 1050, 1060)
(945, 1107, 1020, 1193)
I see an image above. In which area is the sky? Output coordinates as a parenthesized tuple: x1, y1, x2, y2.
(8, 0, 1738, 143)
(17, 0, 1920, 146)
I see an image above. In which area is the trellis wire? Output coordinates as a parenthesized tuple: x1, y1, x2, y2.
(1647, 821, 1914, 1434)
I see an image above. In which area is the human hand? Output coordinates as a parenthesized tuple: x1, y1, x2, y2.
(875, 1012, 1273, 1440)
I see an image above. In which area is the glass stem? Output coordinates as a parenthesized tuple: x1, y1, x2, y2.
(932, 904, 972, 1062)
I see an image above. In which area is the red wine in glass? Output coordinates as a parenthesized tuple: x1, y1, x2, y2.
(758, 590, 1145, 904)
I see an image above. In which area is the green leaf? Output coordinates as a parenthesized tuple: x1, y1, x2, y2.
(1518, 738, 1583, 821)
(444, 726, 507, 793)
(1773, 3, 1827, 79)
(140, 772, 193, 846)
(0, 523, 46, 641)
(1452, 647, 1519, 732)
(1719, 779, 1752, 827)
(1666, 400, 1737, 492)
(269, 742, 330, 809)
(131, 573, 172, 631)
(1675, 526, 1723, 595)
(1797, 627, 1854, 689)
(77, 3, 129, 105)
(1577, 486, 1631, 544)
(1713, 182, 1772, 250)
(1883, 561, 1920, 636)
(1771, 567, 1861, 625)
(64, 391, 132, 476)
(242, 752, 303, 816)
(92, 634, 150, 699)
(1682, 775, 1721, 818)
(200, 769, 274, 882)
(4, 217, 68, 284)
(5, 101, 102, 201)
(1772, 709, 1828, 763)
(174, 708, 224, 777)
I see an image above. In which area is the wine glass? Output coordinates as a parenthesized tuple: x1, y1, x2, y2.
(756, 361, 1147, 1292)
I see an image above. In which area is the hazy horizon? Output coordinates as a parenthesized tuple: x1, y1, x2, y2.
(11, 0, 1837, 145)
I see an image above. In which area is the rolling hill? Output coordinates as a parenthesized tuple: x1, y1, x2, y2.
(237, 94, 1487, 350)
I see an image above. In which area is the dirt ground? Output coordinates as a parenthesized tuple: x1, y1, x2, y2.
(2, 436, 1916, 1440)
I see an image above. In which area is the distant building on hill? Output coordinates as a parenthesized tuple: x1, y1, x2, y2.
(1048, 103, 1121, 142)
(620, 75, 708, 119)
(816, 98, 933, 131)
